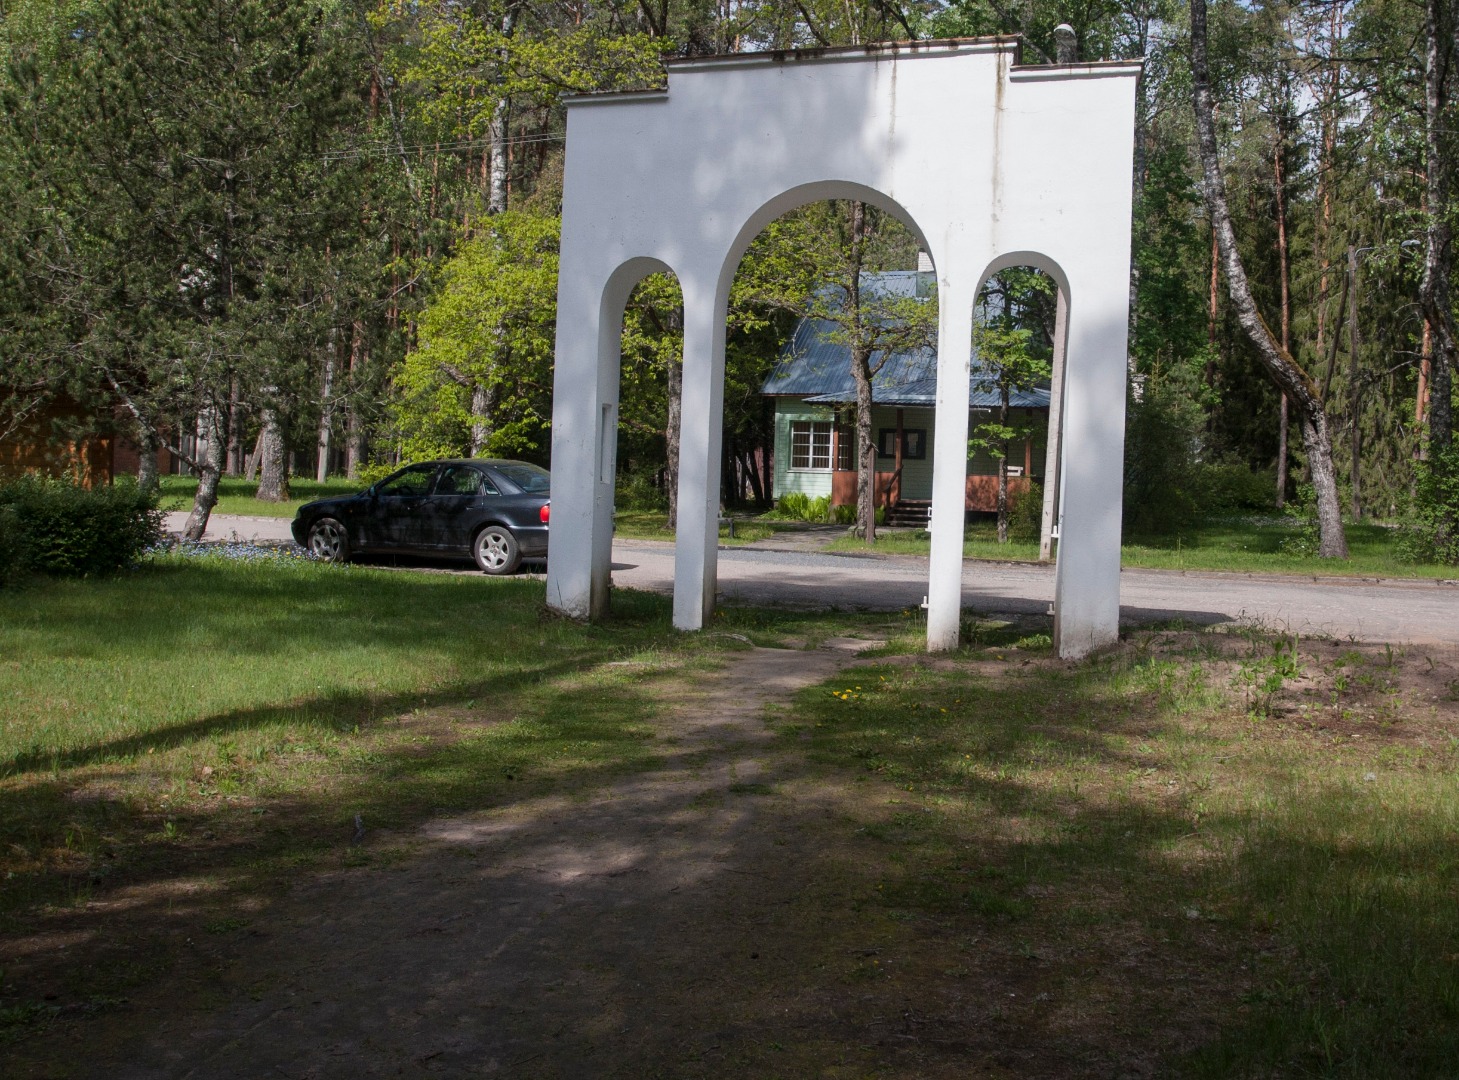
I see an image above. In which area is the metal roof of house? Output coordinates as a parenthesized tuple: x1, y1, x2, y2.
(760, 315, 1052, 410)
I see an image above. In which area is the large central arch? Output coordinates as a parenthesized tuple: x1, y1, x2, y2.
(546, 38, 1142, 658)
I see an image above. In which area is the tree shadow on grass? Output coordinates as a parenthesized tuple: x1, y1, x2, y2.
(3, 606, 1454, 1079)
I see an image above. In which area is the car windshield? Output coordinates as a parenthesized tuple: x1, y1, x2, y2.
(491, 462, 550, 494)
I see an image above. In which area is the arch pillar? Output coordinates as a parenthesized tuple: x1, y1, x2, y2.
(546, 257, 672, 621)
(927, 274, 977, 651)
(1052, 270, 1127, 656)
(672, 273, 728, 630)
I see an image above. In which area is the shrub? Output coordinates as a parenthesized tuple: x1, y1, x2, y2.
(1123, 379, 1204, 536)
(1398, 450, 1459, 565)
(0, 503, 28, 585)
(0, 475, 162, 578)
(614, 467, 669, 512)
(1008, 482, 1043, 542)
(1198, 461, 1277, 512)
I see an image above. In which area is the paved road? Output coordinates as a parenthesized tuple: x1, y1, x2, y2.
(610, 540, 1459, 648)
(168, 513, 1458, 648)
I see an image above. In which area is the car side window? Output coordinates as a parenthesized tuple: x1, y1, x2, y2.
(437, 466, 497, 496)
(377, 465, 435, 498)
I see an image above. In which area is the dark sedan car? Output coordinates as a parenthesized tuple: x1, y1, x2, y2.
(291, 459, 550, 574)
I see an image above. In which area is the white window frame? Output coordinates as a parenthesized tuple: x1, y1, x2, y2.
(789, 420, 834, 471)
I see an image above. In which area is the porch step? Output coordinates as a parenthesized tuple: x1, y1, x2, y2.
(884, 500, 931, 529)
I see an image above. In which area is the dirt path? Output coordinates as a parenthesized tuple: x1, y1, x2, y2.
(86, 642, 881, 1080)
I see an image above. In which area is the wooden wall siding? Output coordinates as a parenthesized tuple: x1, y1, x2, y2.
(0, 401, 113, 488)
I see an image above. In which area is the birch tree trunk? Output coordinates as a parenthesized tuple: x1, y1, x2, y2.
(1191, 0, 1348, 556)
(1419, 0, 1456, 461)
(469, 383, 494, 457)
(316, 330, 337, 482)
(182, 405, 224, 541)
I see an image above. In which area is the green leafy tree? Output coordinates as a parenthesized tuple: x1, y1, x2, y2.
(969, 269, 1055, 543)
(392, 211, 559, 462)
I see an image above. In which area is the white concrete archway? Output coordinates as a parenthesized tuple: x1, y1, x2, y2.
(546, 37, 1141, 658)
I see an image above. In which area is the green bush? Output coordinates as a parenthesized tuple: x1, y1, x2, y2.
(1398, 450, 1459, 565)
(614, 467, 669, 512)
(1198, 461, 1277, 512)
(0, 475, 162, 579)
(1008, 482, 1043, 542)
(0, 503, 28, 585)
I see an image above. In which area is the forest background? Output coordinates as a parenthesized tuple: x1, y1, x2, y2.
(0, 0, 1455, 561)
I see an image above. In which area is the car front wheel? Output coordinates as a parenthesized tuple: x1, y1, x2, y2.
(307, 517, 351, 563)
(473, 525, 521, 575)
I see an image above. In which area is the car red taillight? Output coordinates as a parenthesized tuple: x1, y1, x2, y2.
(539, 503, 550, 524)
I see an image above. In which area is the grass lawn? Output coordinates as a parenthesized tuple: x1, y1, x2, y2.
(157, 475, 364, 518)
(612, 507, 779, 545)
(825, 515, 1457, 579)
(2, 558, 1457, 1074)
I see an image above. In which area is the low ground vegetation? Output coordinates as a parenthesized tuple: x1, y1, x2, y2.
(1, 556, 1457, 1075)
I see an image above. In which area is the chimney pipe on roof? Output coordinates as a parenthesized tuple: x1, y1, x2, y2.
(1054, 24, 1078, 64)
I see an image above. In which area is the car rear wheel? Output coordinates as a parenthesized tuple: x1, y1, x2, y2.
(307, 517, 351, 564)
(473, 525, 521, 575)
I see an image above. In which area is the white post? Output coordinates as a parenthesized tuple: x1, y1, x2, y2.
(1052, 273, 1127, 658)
(672, 276, 727, 630)
(927, 283, 975, 651)
(1039, 287, 1069, 562)
(546, 263, 624, 621)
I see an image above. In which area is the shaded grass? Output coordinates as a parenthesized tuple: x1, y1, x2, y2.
(824, 516, 1455, 578)
(0, 557, 753, 1030)
(157, 475, 363, 518)
(780, 629, 1459, 1076)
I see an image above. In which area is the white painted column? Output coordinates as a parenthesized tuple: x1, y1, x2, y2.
(926, 281, 975, 651)
(1052, 273, 1128, 658)
(1038, 287, 1069, 562)
(672, 275, 727, 630)
(587, 299, 624, 619)
(545, 263, 609, 620)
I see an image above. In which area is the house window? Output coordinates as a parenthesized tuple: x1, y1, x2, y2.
(835, 426, 854, 471)
(876, 428, 927, 460)
(790, 421, 833, 470)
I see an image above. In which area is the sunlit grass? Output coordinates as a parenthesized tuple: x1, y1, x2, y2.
(158, 475, 364, 518)
(822, 516, 1455, 578)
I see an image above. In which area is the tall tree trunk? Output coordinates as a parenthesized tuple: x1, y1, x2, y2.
(1191, 0, 1348, 556)
(182, 405, 224, 541)
(665, 350, 682, 529)
(847, 200, 876, 542)
(469, 383, 494, 457)
(1274, 109, 1292, 509)
(135, 423, 160, 496)
(346, 324, 366, 480)
(1347, 245, 1363, 518)
(996, 384, 1010, 544)
(316, 329, 337, 482)
(1419, 0, 1456, 461)
(256, 408, 289, 502)
(226, 375, 243, 476)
